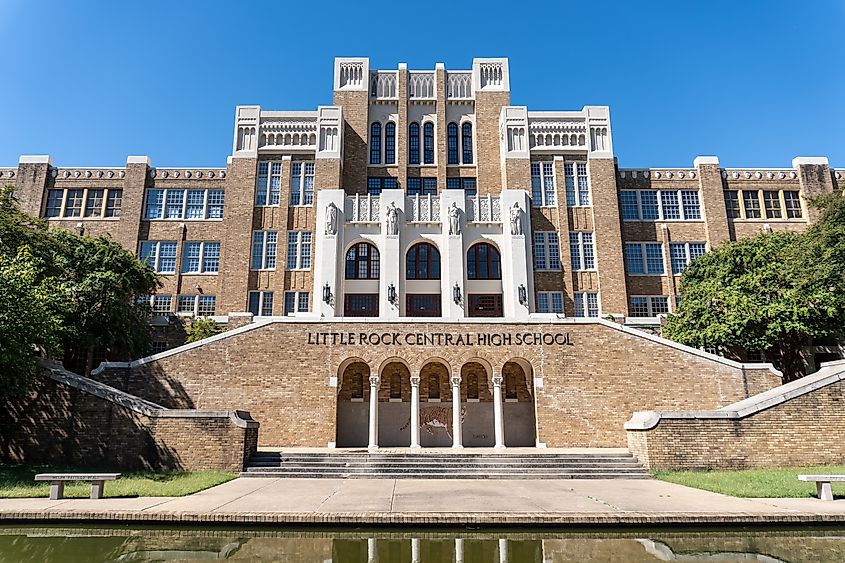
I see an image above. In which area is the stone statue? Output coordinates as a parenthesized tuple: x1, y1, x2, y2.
(448, 202, 461, 235)
(325, 202, 339, 236)
(509, 201, 524, 235)
(386, 202, 399, 236)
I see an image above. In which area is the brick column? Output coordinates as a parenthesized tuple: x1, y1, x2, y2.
(793, 157, 834, 224)
(116, 156, 151, 251)
(219, 157, 258, 314)
(589, 157, 628, 316)
(694, 156, 731, 248)
(15, 155, 52, 216)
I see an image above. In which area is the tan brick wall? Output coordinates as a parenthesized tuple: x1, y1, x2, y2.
(627, 379, 845, 470)
(589, 158, 628, 315)
(93, 320, 779, 448)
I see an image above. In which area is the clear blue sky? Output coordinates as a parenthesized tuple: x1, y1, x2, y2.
(1, 0, 842, 168)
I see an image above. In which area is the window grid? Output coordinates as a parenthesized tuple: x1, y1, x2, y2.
(576, 163, 590, 206)
(44, 188, 124, 219)
(286, 231, 312, 270)
(181, 241, 220, 274)
(784, 191, 802, 218)
(251, 231, 278, 270)
(569, 232, 595, 271)
(743, 190, 762, 218)
(536, 292, 564, 314)
(621, 190, 702, 221)
(530, 162, 556, 207)
(370, 122, 381, 164)
(248, 291, 274, 316)
(282, 291, 310, 315)
(625, 242, 664, 275)
(533, 232, 562, 271)
(408, 123, 420, 165)
(176, 295, 216, 316)
(145, 189, 224, 220)
(367, 177, 398, 195)
(726, 189, 803, 220)
(423, 123, 435, 164)
(447, 122, 459, 164)
(151, 295, 172, 314)
(629, 296, 669, 317)
(290, 162, 315, 206)
(346, 242, 380, 280)
(384, 122, 396, 164)
(763, 191, 782, 218)
(573, 292, 600, 318)
(84, 189, 104, 217)
(140, 241, 178, 274)
(461, 122, 473, 164)
(669, 242, 707, 275)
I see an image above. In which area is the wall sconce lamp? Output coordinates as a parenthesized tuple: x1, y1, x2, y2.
(322, 283, 332, 305)
(518, 284, 527, 306)
(387, 283, 397, 306)
(75, 222, 84, 236)
(453, 283, 462, 304)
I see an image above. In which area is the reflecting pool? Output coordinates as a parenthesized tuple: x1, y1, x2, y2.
(0, 527, 844, 562)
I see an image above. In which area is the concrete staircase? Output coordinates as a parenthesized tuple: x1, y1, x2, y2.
(240, 450, 649, 479)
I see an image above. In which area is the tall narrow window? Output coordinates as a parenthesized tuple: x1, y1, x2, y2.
(534, 232, 561, 271)
(251, 231, 278, 270)
(290, 162, 315, 206)
(181, 241, 219, 274)
(531, 162, 556, 207)
(408, 122, 420, 165)
(286, 231, 312, 270)
(576, 163, 590, 206)
(423, 123, 435, 164)
(743, 190, 762, 218)
(45, 189, 64, 218)
(370, 122, 381, 164)
(384, 122, 396, 164)
(467, 243, 502, 280)
(84, 189, 104, 217)
(461, 122, 473, 164)
(406, 242, 441, 279)
(784, 191, 802, 218)
(569, 232, 595, 271)
(447, 122, 459, 164)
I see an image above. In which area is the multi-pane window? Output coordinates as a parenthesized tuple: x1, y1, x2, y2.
(284, 291, 310, 315)
(784, 191, 802, 218)
(286, 231, 312, 270)
(569, 232, 595, 271)
(256, 161, 282, 206)
(573, 292, 600, 318)
(407, 177, 437, 196)
(345, 242, 380, 279)
(151, 295, 172, 314)
(530, 162, 556, 207)
(533, 232, 561, 271)
(620, 190, 701, 221)
(251, 231, 278, 270)
(290, 162, 315, 206)
(536, 292, 564, 314)
(248, 291, 274, 316)
(406, 242, 441, 279)
(370, 122, 381, 164)
(144, 189, 224, 220)
(44, 188, 123, 219)
(408, 123, 420, 165)
(564, 163, 590, 206)
(743, 190, 762, 218)
(139, 241, 178, 274)
(447, 122, 459, 164)
(423, 123, 435, 164)
(446, 178, 477, 196)
(669, 242, 707, 275)
(461, 123, 473, 164)
(726, 189, 803, 220)
(176, 295, 216, 316)
(367, 177, 398, 195)
(629, 296, 669, 317)
(181, 241, 220, 273)
(625, 242, 664, 275)
(384, 122, 396, 164)
(467, 243, 501, 280)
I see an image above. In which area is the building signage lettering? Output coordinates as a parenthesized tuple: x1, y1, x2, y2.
(306, 332, 573, 347)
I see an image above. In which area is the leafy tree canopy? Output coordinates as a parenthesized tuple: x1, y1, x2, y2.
(185, 317, 221, 344)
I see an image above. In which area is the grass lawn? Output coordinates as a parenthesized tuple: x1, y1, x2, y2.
(654, 465, 845, 498)
(0, 464, 236, 499)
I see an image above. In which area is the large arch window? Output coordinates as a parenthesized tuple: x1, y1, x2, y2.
(462, 122, 473, 164)
(370, 122, 381, 164)
(447, 122, 459, 164)
(408, 122, 420, 165)
(345, 242, 380, 279)
(467, 243, 502, 280)
(384, 122, 396, 164)
(423, 123, 435, 164)
(406, 242, 441, 280)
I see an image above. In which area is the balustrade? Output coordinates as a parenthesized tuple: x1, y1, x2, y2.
(346, 194, 381, 223)
(406, 194, 440, 223)
(465, 194, 501, 223)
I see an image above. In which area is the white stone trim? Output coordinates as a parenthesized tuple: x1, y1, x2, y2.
(625, 360, 845, 430)
(19, 155, 52, 164)
(126, 156, 151, 165)
(693, 156, 719, 166)
(792, 156, 829, 167)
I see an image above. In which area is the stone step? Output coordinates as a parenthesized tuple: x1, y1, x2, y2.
(246, 461, 644, 469)
(243, 467, 647, 476)
(239, 471, 651, 480)
(249, 454, 638, 462)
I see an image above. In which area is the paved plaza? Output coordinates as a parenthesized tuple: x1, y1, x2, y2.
(1, 477, 844, 525)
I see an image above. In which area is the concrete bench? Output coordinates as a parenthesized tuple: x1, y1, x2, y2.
(34, 473, 121, 500)
(798, 474, 845, 501)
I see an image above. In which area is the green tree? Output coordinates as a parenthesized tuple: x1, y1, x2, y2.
(185, 317, 221, 344)
(665, 196, 845, 381)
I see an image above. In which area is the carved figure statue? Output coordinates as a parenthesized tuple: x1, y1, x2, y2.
(509, 201, 524, 235)
(448, 202, 461, 235)
(386, 202, 399, 236)
(325, 202, 339, 235)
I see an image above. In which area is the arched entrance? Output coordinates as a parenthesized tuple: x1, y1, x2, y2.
(461, 362, 495, 447)
(335, 360, 370, 447)
(378, 361, 411, 447)
(418, 361, 453, 447)
(502, 360, 536, 447)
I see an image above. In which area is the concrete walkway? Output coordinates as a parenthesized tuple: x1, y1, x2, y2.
(1, 477, 845, 525)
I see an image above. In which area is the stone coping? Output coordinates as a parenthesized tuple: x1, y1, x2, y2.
(41, 361, 258, 429)
(625, 360, 845, 430)
(91, 317, 780, 377)
(799, 475, 845, 482)
(1, 510, 845, 526)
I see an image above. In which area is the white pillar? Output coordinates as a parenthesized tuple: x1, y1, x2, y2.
(492, 374, 505, 448)
(498, 538, 508, 563)
(455, 538, 464, 563)
(410, 375, 421, 449)
(451, 375, 463, 448)
(368, 375, 380, 449)
(411, 538, 420, 563)
(368, 538, 377, 563)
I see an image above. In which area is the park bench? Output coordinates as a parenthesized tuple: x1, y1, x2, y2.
(34, 473, 121, 500)
(798, 474, 845, 501)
